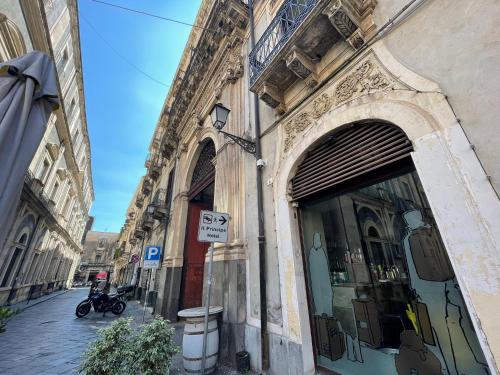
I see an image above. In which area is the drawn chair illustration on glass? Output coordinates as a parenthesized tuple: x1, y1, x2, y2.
(296, 122, 489, 375)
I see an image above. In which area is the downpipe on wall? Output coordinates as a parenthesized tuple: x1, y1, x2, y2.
(249, 0, 269, 371)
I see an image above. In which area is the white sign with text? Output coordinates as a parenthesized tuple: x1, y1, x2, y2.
(197, 210, 229, 243)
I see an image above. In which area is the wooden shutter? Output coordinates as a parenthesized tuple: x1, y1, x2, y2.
(291, 123, 413, 200)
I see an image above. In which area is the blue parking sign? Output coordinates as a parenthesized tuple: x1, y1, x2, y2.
(144, 246, 161, 269)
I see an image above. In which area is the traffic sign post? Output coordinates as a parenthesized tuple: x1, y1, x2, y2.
(143, 246, 161, 269)
(197, 211, 229, 375)
(142, 246, 162, 322)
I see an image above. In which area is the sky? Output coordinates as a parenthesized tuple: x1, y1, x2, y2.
(79, 0, 202, 232)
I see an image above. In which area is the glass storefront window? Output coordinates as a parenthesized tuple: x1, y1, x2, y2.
(300, 170, 489, 375)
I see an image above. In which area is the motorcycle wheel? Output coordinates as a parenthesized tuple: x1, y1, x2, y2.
(111, 301, 126, 315)
(75, 301, 91, 318)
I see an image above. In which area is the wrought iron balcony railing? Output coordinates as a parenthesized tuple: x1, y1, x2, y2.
(249, 0, 319, 85)
(151, 189, 169, 220)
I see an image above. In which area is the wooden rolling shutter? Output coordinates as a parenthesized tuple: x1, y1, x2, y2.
(291, 123, 413, 200)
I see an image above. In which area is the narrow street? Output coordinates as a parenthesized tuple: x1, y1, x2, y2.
(0, 288, 244, 375)
(0, 288, 145, 374)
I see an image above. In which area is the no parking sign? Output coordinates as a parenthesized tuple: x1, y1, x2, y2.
(143, 246, 161, 269)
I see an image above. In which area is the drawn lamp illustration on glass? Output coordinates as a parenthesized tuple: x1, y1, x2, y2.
(299, 171, 490, 375)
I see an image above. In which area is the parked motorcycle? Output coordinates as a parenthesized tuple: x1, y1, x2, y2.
(75, 285, 134, 318)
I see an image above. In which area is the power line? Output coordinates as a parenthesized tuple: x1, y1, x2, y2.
(80, 14, 170, 88)
(90, 0, 217, 33)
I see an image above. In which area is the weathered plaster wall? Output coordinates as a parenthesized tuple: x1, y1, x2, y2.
(374, 0, 500, 194)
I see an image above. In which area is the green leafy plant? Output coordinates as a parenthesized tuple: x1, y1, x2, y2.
(131, 316, 179, 375)
(80, 317, 134, 375)
(0, 307, 20, 333)
(80, 316, 179, 375)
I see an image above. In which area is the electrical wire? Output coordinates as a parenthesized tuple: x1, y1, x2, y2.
(80, 14, 171, 88)
(89, 0, 217, 33)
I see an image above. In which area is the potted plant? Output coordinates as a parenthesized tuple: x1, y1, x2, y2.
(80, 316, 178, 375)
(80, 318, 134, 375)
(131, 316, 179, 375)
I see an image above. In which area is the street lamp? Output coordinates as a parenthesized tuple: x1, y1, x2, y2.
(209, 103, 256, 155)
(210, 103, 230, 130)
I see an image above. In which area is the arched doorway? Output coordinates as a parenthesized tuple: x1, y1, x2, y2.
(180, 140, 216, 309)
(293, 122, 489, 375)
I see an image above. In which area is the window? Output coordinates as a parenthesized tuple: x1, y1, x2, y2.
(39, 159, 51, 183)
(97, 238, 107, 249)
(95, 255, 102, 263)
(299, 170, 488, 374)
(62, 197, 72, 218)
(50, 181, 59, 201)
(57, 48, 69, 71)
(68, 98, 76, 118)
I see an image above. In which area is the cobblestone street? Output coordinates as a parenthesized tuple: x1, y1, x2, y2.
(0, 288, 146, 374)
(0, 288, 243, 375)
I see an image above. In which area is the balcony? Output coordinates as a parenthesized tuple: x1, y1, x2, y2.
(134, 221, 145, 239)
(141, 210, 155, 232)
(24, 171, 58, 218)
(161, 126, 178, 161)
(142, 177, 153, 196)
(249, 0, 376, 112)
(151, 189, 169, 221)
(146, 153, 162, 180)
(135, 195, 144, 209)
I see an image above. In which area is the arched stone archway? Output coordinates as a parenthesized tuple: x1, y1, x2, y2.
(179, 139, 216, 309)
(272, 90, 498, 372)
(0, 13, 27, 62)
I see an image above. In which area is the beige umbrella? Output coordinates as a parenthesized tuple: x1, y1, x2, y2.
(0, 51, 59, 249)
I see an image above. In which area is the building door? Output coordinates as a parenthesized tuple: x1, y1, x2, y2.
(293, 123, 489, 375)
(180, 140, 216, 309)
(181, 200, 211, 309)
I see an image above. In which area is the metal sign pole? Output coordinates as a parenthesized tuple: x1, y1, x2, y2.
(142, 269, 151, 323)
(200, 243, 214, 375)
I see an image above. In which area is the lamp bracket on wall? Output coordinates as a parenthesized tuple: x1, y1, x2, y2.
(218, 130, 256, 155)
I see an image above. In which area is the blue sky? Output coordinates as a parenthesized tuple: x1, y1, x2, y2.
(79, 0, 201, 232)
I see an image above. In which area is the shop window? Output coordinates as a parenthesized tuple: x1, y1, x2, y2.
(300, 170, 489, 375)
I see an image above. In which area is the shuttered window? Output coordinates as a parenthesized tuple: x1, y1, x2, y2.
(291, 122, 413, 200)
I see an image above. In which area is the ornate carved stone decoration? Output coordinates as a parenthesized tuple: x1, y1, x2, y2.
(311, 94, 333, 119)
(283, 113, 312, 152)
(56, 168, 67, 180)
(282, 55, 401, 153)
(46, 143, 59, 160)
(161, 126, 179, 160)
(335, 60, 390, 104)
(168, 0, 247, 131)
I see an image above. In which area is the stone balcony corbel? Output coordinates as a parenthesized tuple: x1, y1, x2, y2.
(286, 46, 318, 88)
(258, 83, 286, 115)
(322, 0, 377, 49)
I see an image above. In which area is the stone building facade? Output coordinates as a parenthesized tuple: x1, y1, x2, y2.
(0, 0, 93, 305)
(114, 0, 500, 374)
(75, 231, 118, 283)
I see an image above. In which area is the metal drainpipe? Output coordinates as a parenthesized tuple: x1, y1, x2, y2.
(249, 0, 269, 371)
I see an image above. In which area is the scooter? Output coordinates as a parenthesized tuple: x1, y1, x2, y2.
(75, 285, 133, 318)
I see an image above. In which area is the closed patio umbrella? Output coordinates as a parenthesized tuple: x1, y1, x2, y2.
(0, 51, 59, 249)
